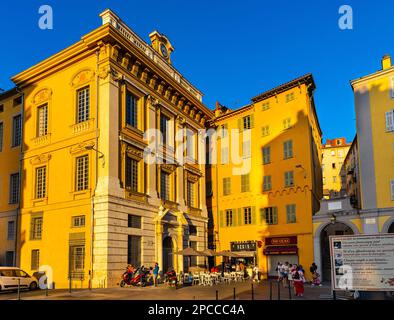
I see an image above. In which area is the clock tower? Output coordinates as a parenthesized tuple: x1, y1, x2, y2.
(149, 30, 174, 64)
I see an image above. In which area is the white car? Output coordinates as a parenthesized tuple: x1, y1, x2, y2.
(0, 267, 38, 291)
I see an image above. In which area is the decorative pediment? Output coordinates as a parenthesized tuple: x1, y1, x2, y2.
(71, 69, 95, 87)
(32, 88, 52, 105)
(186, 171, 200, 183)
(125, 145, 143, 160)
(30, 154, 52, 165)
(161, 163, 176, 173)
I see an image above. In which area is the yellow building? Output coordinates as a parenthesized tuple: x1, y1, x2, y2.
(207, 74, 323, 279)
(312, 55, 394, 282)
(0, 89, 22, 267)
(5, 9, 212, 288)
(321, 138, 351, 198)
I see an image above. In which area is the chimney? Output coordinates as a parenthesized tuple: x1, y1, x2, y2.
(382, 54, 392, 70)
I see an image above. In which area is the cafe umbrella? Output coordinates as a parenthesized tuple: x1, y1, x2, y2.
(175, 247, 202, 270)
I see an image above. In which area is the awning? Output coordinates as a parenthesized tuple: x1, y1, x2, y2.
(263, 245, 298, 255)
(232, 251, 256, 258)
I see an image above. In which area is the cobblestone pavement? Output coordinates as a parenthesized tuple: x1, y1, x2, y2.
(0, 280, 332, 300)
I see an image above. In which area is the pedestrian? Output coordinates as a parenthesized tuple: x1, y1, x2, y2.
(293, 266, 304, 297)
(253, 265, 260, 283)
(153, 262, 159, 287)
(276, 262, 282, 282)
(288, 264, 294, 288)
(282, 262, 289, 287)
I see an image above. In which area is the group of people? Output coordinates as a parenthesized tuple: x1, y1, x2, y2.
(276, 262, 322, 297)
(126, 262, 160, 286)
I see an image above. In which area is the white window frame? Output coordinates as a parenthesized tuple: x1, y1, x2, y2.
(385, 109, 394, 132)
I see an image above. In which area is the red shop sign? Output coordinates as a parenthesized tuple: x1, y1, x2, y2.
(265, 236, 297, 246)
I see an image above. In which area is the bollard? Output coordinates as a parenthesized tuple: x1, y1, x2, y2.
(333, 290, 337, 300)
(277, 280, 281, 300)
(251, 283, 254, 300)
(288, 282, 292, 300)
(17, 278, 21, 300)
(269, 281, 273, 300)
(233, 287, 236, 300)
(216, 290, 219, 300)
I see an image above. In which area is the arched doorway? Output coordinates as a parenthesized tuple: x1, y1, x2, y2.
(388, 222, 394, 233)
(163, 236, 174, 273)
(320, 222, 354, 282)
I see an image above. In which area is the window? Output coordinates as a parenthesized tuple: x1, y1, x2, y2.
(262, 146, 271, 164)
(283, 118, 291, 129)
(285, 92, 295, 102)
(241, 174, 250, 192)
(286, 204, 296, 223)
(31, 249, 40, 270)
(5, 251, 14, 266)
(263, 175, 272, 191)
(126, 91, 138, 128)
(72, 215, 85, 228)
(160, 171, 170, 200)
(9, 173, 19, 204)
(223, 177, 231, 196)
(221, 147, 229, 164)
(284, 140, 293, 159)
(35, 166, 47, 198)
(226, 209, 233, 227)
(391, 180, 394, 200)
(160, 114, 169, 145)
(125, 156, 138, 192)
(127, 235, 141, 266)
(7, 221, 15, 240)
(242, 140, 251, 158)
(31, 216, 43, 240)
(189, 225, 197, 236)
(332, 163, 336, 169)
(220, 124, 228, 138)
(70, 246, 85, 273)
(37, 104, 48, 137)
(0, 122, 3, 152)
(12, 114, 21, 147)
(385, 110, 394, 132)
(187, 181, 195, 207)
(285, 171, 294, 187)
(243, 115, 251, 130)
(128, 214, 142, 228)
(77, 86, 90, 123)
(244, 207, 252, 225)
(262, 102, 270, 111)
(76, 155, 89, 191)
(261, 207, 278, 225)
(261, 126, 270, 137)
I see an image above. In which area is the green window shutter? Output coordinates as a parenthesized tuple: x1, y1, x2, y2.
(220, 210, 224, 228)
(237, 208, 243, 226)
(238, 119, 243, 132)
(260, 208, 265, 224)
(250, 114, 254, 128)
(289, 140, 293, 157)
(251, 206, 256, 224)
(273, 207, 278, 224)
(233, 209, 237, 226)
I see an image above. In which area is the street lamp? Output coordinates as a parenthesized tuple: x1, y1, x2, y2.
(295, 164, 307, 179)
(85, 145, 105, 168)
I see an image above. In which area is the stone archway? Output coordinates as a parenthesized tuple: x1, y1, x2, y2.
(320, 222, 354, 282)
(163, 236, 174, 273)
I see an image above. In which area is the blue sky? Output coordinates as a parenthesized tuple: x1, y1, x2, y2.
(1, 0, 393, 142)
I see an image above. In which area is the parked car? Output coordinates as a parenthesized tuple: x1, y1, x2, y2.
(0, 267, 38, 291)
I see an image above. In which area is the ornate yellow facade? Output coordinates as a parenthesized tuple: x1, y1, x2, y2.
(1, 9, 212, 288)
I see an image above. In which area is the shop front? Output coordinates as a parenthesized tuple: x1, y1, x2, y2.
(263, 236, 299, 278)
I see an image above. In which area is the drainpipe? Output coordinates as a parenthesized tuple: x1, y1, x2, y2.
(15, 87, 24, 267)
(90, 48, 100, 289)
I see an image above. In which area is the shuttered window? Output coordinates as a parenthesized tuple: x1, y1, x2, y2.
(262, 146, 271, 164)
(261, 207, 278, 225)
(35, 166, 47, 199)
(9, 173, 19, 204)
(263, 175, 272, 191)
(126, 91, 138, 128)
(37, 104, 48, 137)
(76, 155, 89, 191)
(31, 249, 40, 270)
(126, 156, 138, 192)
(284, 140, 293, 159)
(12, 114, 21, 147)
(31, 215, 43, 240)
(241, 174, 250, 192)
(285, 171, 294, 187)
(160, 171, 170, 201)
(286, 204, 297, 223)
(226, 209, 233, 227)
(187, 181, 195, 207)
(261, 126, 270, 137)
(385, 110, 394, 132)
(223, 177, 231, 195)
